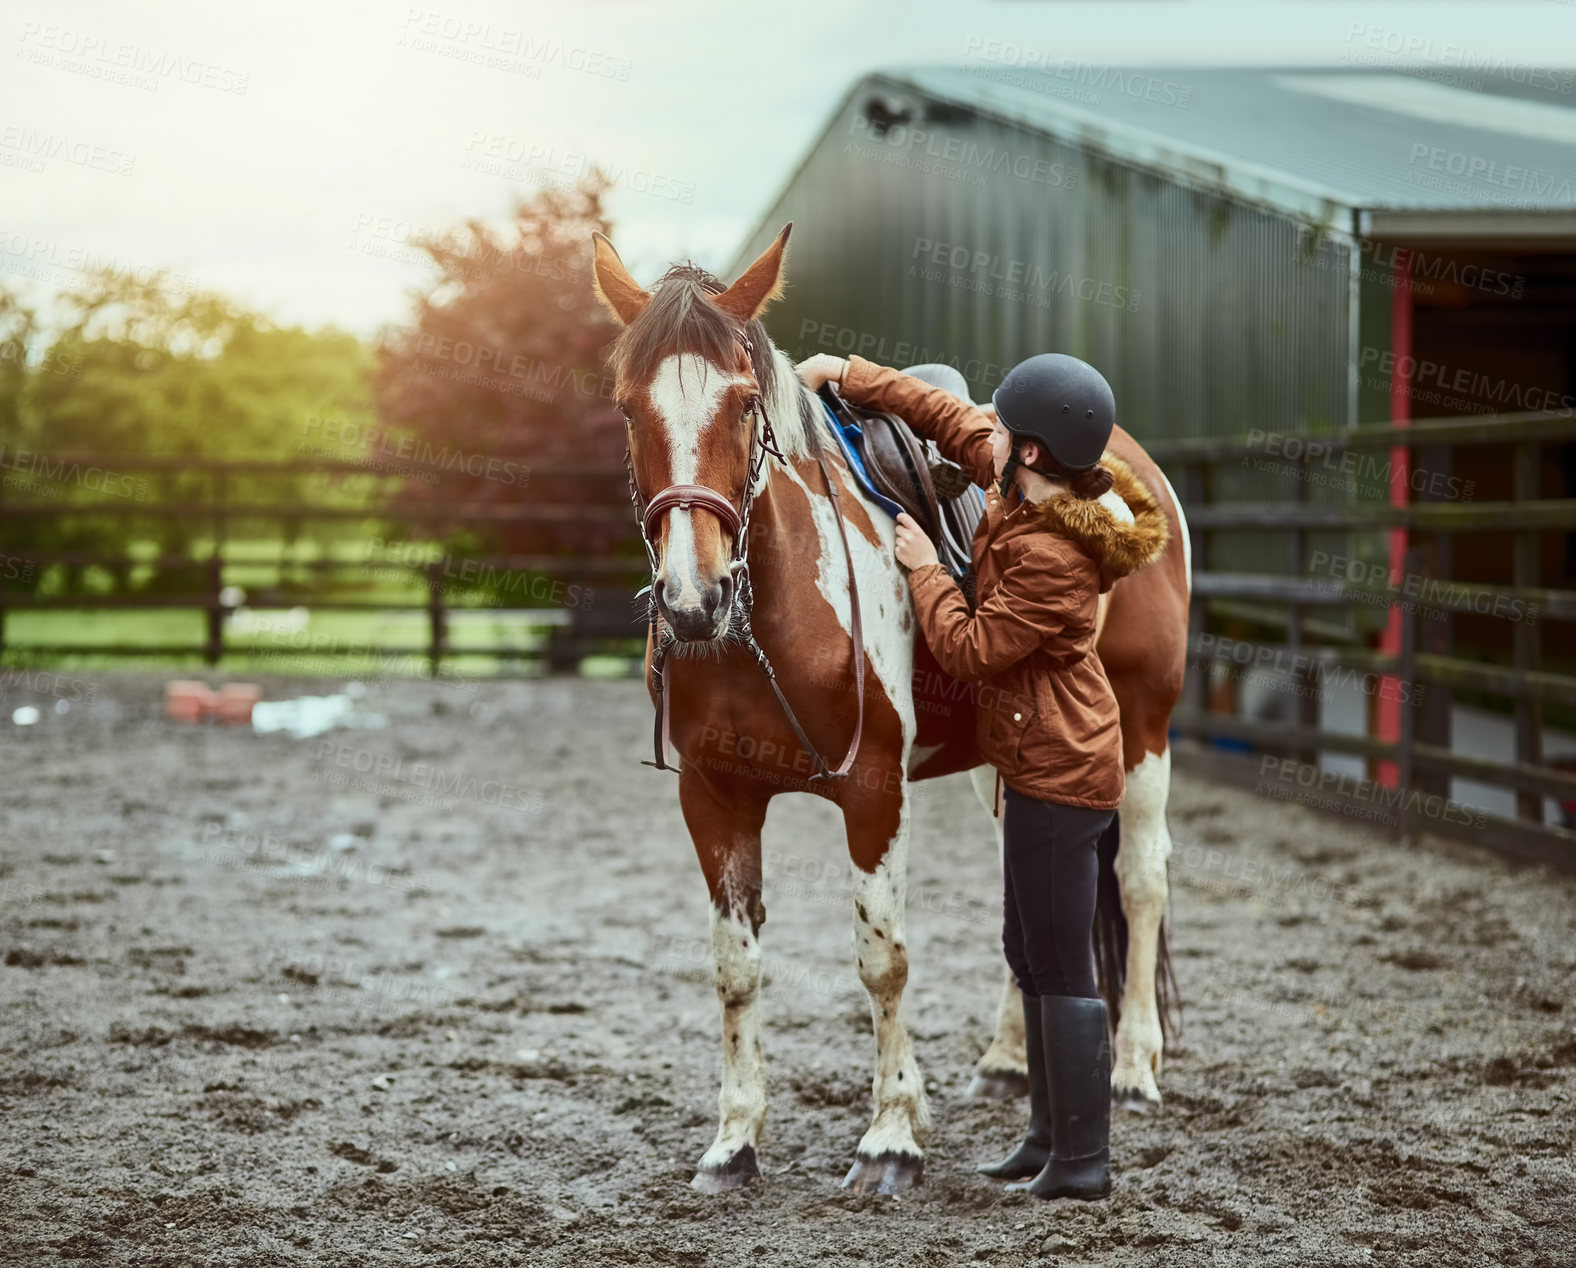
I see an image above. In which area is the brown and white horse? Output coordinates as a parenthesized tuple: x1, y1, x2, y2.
(592, 224, 1188, 1194)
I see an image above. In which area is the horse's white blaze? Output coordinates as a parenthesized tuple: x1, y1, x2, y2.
(1111, 746, 1173, 1103)
(664, 511, 706, 608)
(1157, 466, 1191, 590)
(699, 904, 767, 1167)
(647, 352, 751, 611)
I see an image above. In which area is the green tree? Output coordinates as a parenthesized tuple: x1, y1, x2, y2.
(0, 269, 376, 594)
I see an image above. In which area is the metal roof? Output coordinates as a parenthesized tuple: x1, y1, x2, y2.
(877, 65, 1576, 238)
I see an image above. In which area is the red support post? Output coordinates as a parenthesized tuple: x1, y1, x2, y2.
(1375, 247, 1412, 787)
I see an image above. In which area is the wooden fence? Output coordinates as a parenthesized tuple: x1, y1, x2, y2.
(4, 415, 1574, 864)
(0, 456, 650, 672)
(1146, 410, 1576, 866)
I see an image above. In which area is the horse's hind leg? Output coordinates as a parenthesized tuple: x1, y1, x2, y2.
(841, 777, 930, 1194)
(1111, 746, 1173, 1110)
(679, 772, 772, 1193)
(965, 765, 1030, 1099)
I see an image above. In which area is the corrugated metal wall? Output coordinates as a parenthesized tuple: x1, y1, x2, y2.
(733, 75, 1359, 572)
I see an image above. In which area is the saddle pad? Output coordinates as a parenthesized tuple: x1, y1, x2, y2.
(817, 398, 904, 519)
(815, 395, 984, 582)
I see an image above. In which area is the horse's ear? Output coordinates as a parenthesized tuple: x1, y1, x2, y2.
(712, 222, 792, 324)
(591, 232, 650, 326)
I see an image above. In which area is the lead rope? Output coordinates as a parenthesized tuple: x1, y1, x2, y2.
(631, 383, 865, 782)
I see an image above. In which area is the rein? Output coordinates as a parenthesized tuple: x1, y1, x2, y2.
(624, 335, 866, 784)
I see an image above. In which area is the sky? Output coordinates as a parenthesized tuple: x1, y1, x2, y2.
(2, 0, 1574, 337)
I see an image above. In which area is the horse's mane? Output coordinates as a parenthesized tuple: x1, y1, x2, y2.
(608, 263, 814, 459)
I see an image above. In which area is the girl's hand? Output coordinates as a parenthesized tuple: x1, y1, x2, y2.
(795, 353, 848, 392)
(893, 511, 939, 570)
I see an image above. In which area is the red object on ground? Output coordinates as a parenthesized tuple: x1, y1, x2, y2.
(165, 681, 262, 724)
(165, 681, 216, 723)
(216, 684, 262, 725)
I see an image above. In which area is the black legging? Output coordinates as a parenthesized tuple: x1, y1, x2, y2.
(1001, 786, 1115, 999)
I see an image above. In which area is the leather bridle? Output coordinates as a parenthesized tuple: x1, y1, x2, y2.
(622, 327, 866, 783)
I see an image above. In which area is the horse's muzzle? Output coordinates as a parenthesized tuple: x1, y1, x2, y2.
(654, 573, 734, 642)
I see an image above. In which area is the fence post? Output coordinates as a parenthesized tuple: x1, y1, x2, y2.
(1415, 442, 1454, 801)
(204, 551, 224, 667)
(1396, 545, 1423, 843)
(1288, 446, 1315, 763)
(1182, 459, 1208, 719)
(204, 467, 228, 668)
(427, 561, 447, 678)
(1512, 441, 1542, 823)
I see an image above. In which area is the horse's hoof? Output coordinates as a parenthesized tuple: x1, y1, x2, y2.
(690, 1145, 760, 1193)
(841, 1151, 924, 1195)
(1112, 1088, 1160, 1114)
(967, 1069, 1029, 1100)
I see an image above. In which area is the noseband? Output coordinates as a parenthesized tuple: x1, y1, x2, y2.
(638, 484, 743, 553)
(622, 324, 866, 784)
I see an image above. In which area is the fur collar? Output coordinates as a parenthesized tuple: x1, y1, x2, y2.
(1031, 454, 1170, 580)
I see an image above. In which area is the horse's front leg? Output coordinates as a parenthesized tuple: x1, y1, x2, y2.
(841, 773, 931, 1194)
(680, 771, 773, 1193)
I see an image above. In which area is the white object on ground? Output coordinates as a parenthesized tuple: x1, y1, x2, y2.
(250, 694, 388, 739)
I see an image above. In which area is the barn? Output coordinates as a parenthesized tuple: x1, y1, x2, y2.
(732, 64, 1576, 441)
(729, 65, 1576, 858)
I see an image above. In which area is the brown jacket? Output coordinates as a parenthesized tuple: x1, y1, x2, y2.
(840, 355, 1169, 809)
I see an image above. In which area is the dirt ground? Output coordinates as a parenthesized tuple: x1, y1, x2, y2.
(2, 672, 1574, 1267)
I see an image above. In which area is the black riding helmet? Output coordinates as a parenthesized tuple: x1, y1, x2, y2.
(991, 354, 1115, 494)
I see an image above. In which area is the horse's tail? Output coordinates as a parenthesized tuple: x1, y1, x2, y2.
(1093, 813, 1183, 1054)
(1091, 815, 1127, 1028)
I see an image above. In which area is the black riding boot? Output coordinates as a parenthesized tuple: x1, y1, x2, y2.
(976, 992, 1052, 1180)
(1008, 994, 1112, 1200)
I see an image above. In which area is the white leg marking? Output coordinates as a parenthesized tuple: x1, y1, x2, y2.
(698, 904, 767, 1168)
(849, 794, 931, 1158)
(1112, 748, 1173, 1104)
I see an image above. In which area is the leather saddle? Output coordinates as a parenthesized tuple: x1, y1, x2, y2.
(819, 383, 984, 581)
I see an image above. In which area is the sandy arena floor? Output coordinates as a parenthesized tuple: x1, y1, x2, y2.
(2, 673, 1573, 1266)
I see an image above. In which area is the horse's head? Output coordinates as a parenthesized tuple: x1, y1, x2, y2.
(593, 224, 792, 642)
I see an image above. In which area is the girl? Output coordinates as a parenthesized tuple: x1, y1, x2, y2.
(796, 350, 1169, 1200)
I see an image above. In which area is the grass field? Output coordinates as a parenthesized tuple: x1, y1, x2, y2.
(2, 534, 645, 681)
(1, 610, 641, 682)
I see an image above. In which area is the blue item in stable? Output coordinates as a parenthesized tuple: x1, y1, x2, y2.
(817, 399, 904, 520)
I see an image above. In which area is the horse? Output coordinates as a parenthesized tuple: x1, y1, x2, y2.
(590, 222, 1189, 1194)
